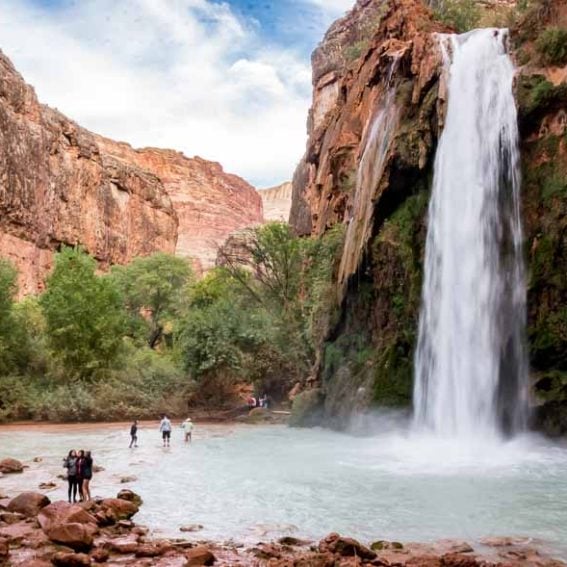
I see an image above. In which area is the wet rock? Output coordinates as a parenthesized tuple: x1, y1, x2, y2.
(90, 548, 109, 563)
(180, 524, 204, 533)
(51, 551, 91, 567)
(0, 511, 26, 524)
(0, 458, 23, 474)
(251, 544, 282, 560)
(184, 546, 216, 566)
(132, 526, 149, 536)
(39, 482, 58, 491)
(33, 457, 43, 463)
(119, 476, 137, 484)
(117, 519, 134, 529)
(135, 544, 164, 558)
(371, 540, 404, 551)
(92, 466, 105, 473)
(8, 492, 51, 517)
(99, 498, 139, 522)
(278, 536, 308, 546)
(102, 534, 139, 554)
(441, 553, 479, 567)
(0, 540, 8, 566)
(319, 533, 376, 560)
(116, 489, 142, 507)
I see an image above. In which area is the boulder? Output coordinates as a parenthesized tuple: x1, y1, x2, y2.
(135, 544, 163, 558)
(38, 502, 97, 533)
(319, 533, 376, 560)
(119, 476, 137, 484)
(103, 535, 138, 554)
(441, 553, 479, 567)
(38, 502, 97, 551)
(39, 482, 58, 490)
(51, 551, 91, 567)
(184, 546, 216, 566)
(116, 489, 142, 507)
(0, 459, 23, 474)
(99, 498, 139, 522)
(33, 457, 43, 463)
(371, 540, 404, 551)
(46, 522, 96, 552)
(8, 492, 50, 517)
(92, 466, 105, 473)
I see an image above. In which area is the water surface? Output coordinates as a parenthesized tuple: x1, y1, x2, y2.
(1, 422, 566, 554)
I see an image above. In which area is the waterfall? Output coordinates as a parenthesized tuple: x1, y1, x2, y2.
(413, 29, 529, 439)
(338, 66, 399, 292)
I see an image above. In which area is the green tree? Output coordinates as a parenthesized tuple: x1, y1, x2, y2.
(40, 247, 126, 379)
(0, 259, 19, 373)
(112, 253, 192, 348)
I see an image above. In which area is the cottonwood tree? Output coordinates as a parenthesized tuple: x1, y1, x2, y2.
(40, 247, 126, 379)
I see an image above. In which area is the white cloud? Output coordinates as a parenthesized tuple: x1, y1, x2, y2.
(0, 0, 317, 187)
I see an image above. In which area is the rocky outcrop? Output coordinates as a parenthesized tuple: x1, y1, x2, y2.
(258, 182, 293, 222)
(0, 51, 178, 295)
(290, 0, 567, 432)
(97, 141, 264, 274)
(290, 0, 447, 427)
(0, 50, 263, 292)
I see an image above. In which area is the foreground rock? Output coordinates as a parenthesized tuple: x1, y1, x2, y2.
(0, 458, 23, 474)
(1, 487, 565, 567)
(7, 492, 50, 517)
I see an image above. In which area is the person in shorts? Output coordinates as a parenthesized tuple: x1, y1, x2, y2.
(160, 415, 172, 447)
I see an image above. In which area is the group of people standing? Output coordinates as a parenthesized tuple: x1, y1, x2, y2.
(129, 416, 195, 448)
(248, 394, 269, 409)
(63, 450, 93, 503)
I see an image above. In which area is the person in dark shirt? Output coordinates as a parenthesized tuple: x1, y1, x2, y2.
(81, 451, 93, 501)
(129, 420, 138, 448)
(63, 450, 79, 503)
(76, 450, 85, 502)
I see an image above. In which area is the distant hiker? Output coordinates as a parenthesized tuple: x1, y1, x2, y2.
(76, 450, 85, 501)
(259, 394, 268, 409)
(63, 450, 79, 503)
(248, 396, 256, 409)
(182, 417, 194, 443)
(129, 420, 138, 448)
(160, 415, 172, 447)
(81, 451, 93, 501)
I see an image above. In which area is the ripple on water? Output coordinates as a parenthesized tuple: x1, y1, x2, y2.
(0, 421, 566, 556)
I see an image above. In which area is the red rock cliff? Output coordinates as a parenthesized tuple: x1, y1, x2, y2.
(0, 51, 263, 291)
(96, 141, 263, 274)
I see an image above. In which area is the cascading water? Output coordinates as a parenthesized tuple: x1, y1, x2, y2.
(338, 61, 399, 292)
(413, 29, 529, 439)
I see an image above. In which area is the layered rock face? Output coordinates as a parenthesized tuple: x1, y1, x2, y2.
(258, 182, 293, 222)
(0, 51, 263, 292)
(0, 51, 178, 295)
(96, 142, 264, 274)
(290, 0, 446, 426)
(290, 0, 567, 432)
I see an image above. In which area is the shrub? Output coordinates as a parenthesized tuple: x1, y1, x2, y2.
(536, 27, 567, 66)
(434, 0, 481, 33)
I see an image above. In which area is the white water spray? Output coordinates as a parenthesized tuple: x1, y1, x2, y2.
(414, 29, 528, 439)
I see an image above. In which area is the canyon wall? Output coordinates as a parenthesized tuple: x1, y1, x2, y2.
(0, 51, 263, 292)
(290, 0, 567, 432)
(258, 182, 293, 222)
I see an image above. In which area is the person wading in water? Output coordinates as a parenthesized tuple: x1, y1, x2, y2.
(160, 415, 172, 447)
(129, 420, 138, 448)
(182, 417, 194, 443)
(63, 450, 79, 503)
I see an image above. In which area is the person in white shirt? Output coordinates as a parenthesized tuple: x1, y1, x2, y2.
(159, 415, 172, 447)
(182, 417, 194, 443)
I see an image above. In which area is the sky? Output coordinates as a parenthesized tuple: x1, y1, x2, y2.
(0, 0, 354, 187)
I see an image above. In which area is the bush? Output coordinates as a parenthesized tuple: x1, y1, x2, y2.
(536, 27, 567, 66)
(434, 0, 481, 33)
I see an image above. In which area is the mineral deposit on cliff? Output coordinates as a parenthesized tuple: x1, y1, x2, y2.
(258, 182, 293, 223)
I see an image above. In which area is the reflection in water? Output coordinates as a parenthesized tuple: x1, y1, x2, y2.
(0, 422, 567, 553)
